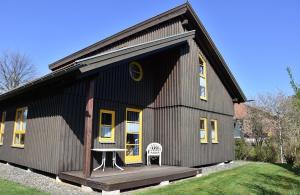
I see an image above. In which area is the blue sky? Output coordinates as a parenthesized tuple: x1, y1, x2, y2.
(0, 0, 299, 98)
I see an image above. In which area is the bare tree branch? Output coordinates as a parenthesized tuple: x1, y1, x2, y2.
(0, 51, 36, 93)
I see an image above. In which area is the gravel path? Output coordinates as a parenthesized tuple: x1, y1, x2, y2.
(0, 162, 100, 195)
(201, 160, 249, 176)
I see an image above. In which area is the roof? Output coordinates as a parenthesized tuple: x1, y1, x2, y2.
(0, 31, 195, 102)
(77, 30, 195, 72)
(49, 3, 189, 71)
(48, 2, 246, 102)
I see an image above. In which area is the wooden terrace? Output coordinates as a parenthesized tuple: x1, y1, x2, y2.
(59, 166, 200, 192)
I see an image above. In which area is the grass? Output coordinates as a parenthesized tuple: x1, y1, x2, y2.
(135, 162, 300, 195)
(0, 178, 48, 195)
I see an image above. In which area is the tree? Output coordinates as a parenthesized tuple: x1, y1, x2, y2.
(244, 100, 277, 161)
(0, 51, 36, 93)
(257, 92, 289, 163)
(245, 106, 266, 148)
(286, 66, 300, 165)
(287, 66, 300, 109)
(257, 92, 300, 165)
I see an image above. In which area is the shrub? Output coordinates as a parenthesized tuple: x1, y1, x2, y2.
(235, 139, 250, 160)
(261, 140, 278, 163)
(247, 147, 257, 161)
(235, 138, 279, 163)
(285, 154, 296, 166)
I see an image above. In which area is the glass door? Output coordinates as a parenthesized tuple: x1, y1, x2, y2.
(125, 108, 142, 164)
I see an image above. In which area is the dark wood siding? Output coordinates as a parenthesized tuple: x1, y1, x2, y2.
(82, 18, 184, 61)
(91, 48, 182, 167)
(180, 107, 234, 167)
(0, 17, 237, 173)
(57, 47, 182, 170)
(154, 107, 181, 166)
(178, 38, 235, 166)
(179, 39, 234, 115)
(0, 94, 63, 174)
(38, 18, 185, 173)
(58, 93, 86, 172)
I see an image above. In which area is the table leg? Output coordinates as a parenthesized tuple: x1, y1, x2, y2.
(112, 151, 124, 171)
(93, 151, 106, 171)
(102, 152, 106, 172)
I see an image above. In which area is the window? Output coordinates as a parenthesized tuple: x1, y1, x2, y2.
(99, 109, 115, 143)
(0, 112, 6, 145)
(211, 120, 218, 143)
(13, 107, 28, 147)
(129, 61, 143, 81)
(125, 108, 142, 163)
(198, 55, 207, 100)
(200, 118, 208, 143)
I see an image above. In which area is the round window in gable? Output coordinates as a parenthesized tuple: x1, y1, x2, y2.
(129, 61, 143, 81)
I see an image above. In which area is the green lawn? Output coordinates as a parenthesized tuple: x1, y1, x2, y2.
(0, 179, 47, 195)
(136, 162, 300, 195)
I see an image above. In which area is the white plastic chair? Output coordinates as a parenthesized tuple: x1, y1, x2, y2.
(146, 143, 162, 166)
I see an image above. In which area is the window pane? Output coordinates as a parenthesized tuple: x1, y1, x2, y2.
(23, 121, 27, 131)
(211, 121, 215, 130)
(16, 121, 21, 131)
(199, 77, 206, 97)
(16, 109, 26, 131)
(133, 72, 141, 79)
(15, 134, 20, 145)
(200, 130, 206, 139)
(199, 86, 205, 97)
(200, 77, 205, 86)
(23, 109, 28, 120)
(126, 145, 139, 156)
(16, 110, 22, 130)
(199, 57, 204, 66)
(200, 119, 205, 129)
(101, 113, 112, 125)
(127, 123, 139, 133)
(22, 109, 28, 130)
(199, 65, 204, 75)
(130, 64, 141, 74)
(127, 111, 139, 122)
(129, 63, 142, 81)
(1, 112, 6, 133)
(17, 110, 22, 121)
(211, 130, 215, 140)
(127, 133, 139, 144)
(101, 126, 112, 138)
(20, 134, 25, 145)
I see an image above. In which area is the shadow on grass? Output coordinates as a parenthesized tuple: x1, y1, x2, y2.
(273, 163, 300, 176)
(241, 171, 300, 194)
(243, 183, 281, 195)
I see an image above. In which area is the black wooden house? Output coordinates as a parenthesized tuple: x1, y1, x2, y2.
(0, 3, 245, 191)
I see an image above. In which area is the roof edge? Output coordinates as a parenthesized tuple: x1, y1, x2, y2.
(49, 3, 189, 70)
(185, 3, 246, 102)
(48, 2, 246, 102)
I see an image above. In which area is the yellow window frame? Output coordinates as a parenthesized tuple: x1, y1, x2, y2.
(211, 119, 218, 143)
(125, 108, 143, 164)
(0, 112, 6, 145)
(200, 117, 208, 143)
(12, 107, 27, 148)
(198, 54, 207, 100)
(99, 109, 115, 143)
(129, 61, 143, 82)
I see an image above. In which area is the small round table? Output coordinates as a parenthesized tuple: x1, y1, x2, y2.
(91, 148, 126, 172)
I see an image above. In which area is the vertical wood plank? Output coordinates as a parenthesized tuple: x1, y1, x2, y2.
(83, 79, 95, 178)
